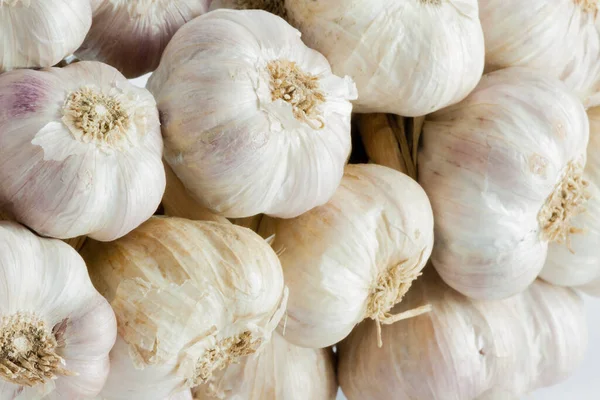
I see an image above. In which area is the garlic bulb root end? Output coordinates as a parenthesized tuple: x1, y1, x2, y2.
(233, 0, 287, 18)
(0, 312, 75, 387)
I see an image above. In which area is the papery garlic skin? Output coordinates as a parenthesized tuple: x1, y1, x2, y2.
(479, 0, 600, 107)
(0, 221, 117, 399)
(76, 0, 210, 78)
(0, 0, 91, 72)
(418, 67, 589, 300)
(541, 106, 600, 291)
(148, 9, 357, 219)
(337, 272, 587, 400)
(192, 333, 337, 400)
(81, 217, 288, 400)
(258, 164, 434, 348)
(0, 61, 165, 241)
(285, 0, 485, 116)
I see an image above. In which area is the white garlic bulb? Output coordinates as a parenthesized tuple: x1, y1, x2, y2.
(540, 106, 600, 292)
(0, 61, 165, 241)
(76, 0, 210, 78)
(479, 0, 600, 107)
(0, 0, 92, 72)
(81, 217, 288, 400)
(283, 0, 485, 116)
(0, 221, 117, 399)
(337, 272, 587, 400)
(418, 67, 589, 300)
(258, 164, 434, 348)
(192, 332, 337, 400)
(148, 9, 357, 219)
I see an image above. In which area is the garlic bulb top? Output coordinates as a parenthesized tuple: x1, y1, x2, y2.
(479, 0, 600, 107)
(0, 0, 92, 72)
(540, 106, 600, 291)
(418, 67, 589, 300)
(337, 272, 587, 400)
(258, 164, 434, 348)
(192, 332, 337, 400)
(284, 0, 485, 116)
(148, 9, 357, 219)
(0, 61, 165, 241)
(0, 221, 117, 399)
(209, 0, 287, 18)
(76, 0, 210, 78)
(81, 217, 288, 400)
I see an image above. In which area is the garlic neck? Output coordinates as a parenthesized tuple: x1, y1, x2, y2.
(419, 0, 442, 5)
(0, 312, 72, 387)
(62, 86, 131, 149)
(575, 0, 598, 16)
(267, 59, 326, 129)
(235, 0, 287, 18)
(538, 160, 590, 245)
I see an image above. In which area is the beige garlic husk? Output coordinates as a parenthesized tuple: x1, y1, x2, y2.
(540, 106, 600, 293)
(258, 164, 434, 348)
(0, 221, 117, 399)
(338, 271, 587, 400)
(76, 0, 210, 78)
(418, 67, 589, 300)
(148, 9, 357, 219)
(281, 0, 484, 116)
(479, 0, 600, 107)
(192, 332, 337, 400)
(81, 217, 288, 400)
(0, 0, 91, 72)
(0, 61, 165, 241)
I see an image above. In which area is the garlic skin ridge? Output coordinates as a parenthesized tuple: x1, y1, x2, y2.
(0, 221, 117, 399)
(148, 9, 357, 219)
(0, 0, 92, 72)
(77, 0, 210, 78)
(0, 61, 165, 241)
(418, 67, 590, 300)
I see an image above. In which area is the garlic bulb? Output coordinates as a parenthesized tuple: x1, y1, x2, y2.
(540, 106, 600, 291)
(479, 0, 600, 107)
(0, 0, 91, 72)
(418, 67, 589, 300)
(283, 0, 485, 116)
(192, 332, 337, 400)
(0, 61, 165, 241)
(0, 221, 117, 399)
(76, 0, 210, 78)
(258, 164, 434, 348)
(337, 272, 587, 400)
(81, 217, 288, 400)
(148, 9, 357, 219)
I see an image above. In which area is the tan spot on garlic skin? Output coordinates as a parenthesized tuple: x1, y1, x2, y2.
(267, 59, 326, 129)
(0, 312, 74, 387)
(538, 160, 590, 248)
(419, 0, 443, 5)
(235, 0, 287, 18)
(574, 0, 598, 16)
(62, 86, 131, 148)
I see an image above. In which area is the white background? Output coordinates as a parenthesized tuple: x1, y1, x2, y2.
(130, 75, 598, 400)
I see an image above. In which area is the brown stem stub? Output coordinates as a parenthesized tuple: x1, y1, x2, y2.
(235, 0, 287, 18)
(0, 312, 74, 387)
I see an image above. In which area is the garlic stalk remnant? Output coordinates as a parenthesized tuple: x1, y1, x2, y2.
(0, 61, 165, 241)
(81, 217, 288, 400)
(0, 221, 117, 399)
(479, 0, 600, 107)
(541, 106, 600, 293)
(209, 0, 287, 18)
(192, 332, 337, 400)
(258, 164, 434, 348)
(418, 67, 590, 300)
(76, 0, 210, 78)
(284, 0, 485, 116)
(148, 9, 357, 219)
(0, 0, 92, 72)
(338, 271, 587, 400)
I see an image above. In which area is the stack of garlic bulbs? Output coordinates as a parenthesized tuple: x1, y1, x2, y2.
(1, 1, 600, 399)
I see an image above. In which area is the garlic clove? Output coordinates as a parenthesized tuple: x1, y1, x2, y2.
(0, 0, 92, 72)
(76, 0, 210, 78)
(0, 61, 165, 241)
(148, 9, 357, 219)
